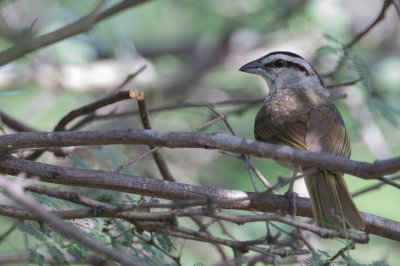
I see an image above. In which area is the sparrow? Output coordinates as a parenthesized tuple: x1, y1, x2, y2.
(239, 51, 365, 230)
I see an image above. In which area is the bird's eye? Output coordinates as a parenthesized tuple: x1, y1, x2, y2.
(274, 59, 284, 68)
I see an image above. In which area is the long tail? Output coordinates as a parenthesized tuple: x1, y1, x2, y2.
(304, 169, 365, 230)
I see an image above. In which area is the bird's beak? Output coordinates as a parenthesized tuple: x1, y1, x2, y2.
(239, 60, 264, 75)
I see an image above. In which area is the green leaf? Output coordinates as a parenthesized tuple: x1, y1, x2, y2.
(67, 154, 91, 169)
(29, 249, 45, 266)
(50, 230, 67, 247)
(367, 97, 400, 127)
(125, 194, 139, 204)
(46, 244, 69, 266)
(66, 240, 90, 261)
(317, 249, 330, 258)
(154, 233, 176, 253)
(370, 261, 390, 266)
(316, 45, 342, 56)
(16, 221, 47, 242)
(31, 193, 61, 210)
(323, 33, 344, 45)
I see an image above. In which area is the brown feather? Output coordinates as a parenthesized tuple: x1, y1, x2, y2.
(305, 103, 351, 158)
(304, 169, 344, 228)
(334, 173, 365, 230)
(254, 87, 364, 230)
(304, 102, 364, 229)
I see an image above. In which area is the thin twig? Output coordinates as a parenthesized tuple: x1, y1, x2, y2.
(54, 90, 132, 131)
(132, 231, 181, 265)
(190, 216, 228, 260)
(90, 97, 265, 122)
(0, 0, 150, 66)
(136, 221, 310, 257)
(26, 90, 133, 161)
(26, 183, 110, 208)
(323, 1, 393, 78)
(114, 147, 161, 173)
(114, 114, 226, 173)
(218, 150, 273, 189)
(131, 89, 175, 181)
(345, 0, 393, 49)
(70, 67, 146, 131)
(210, 212, 368, 243)
(324, 241, 355, 265)
(0, 223, 17, 244)
(352, 174, 400, 197)
(217, 220, 238, 241)
(108, 65, 146, 95)
(248, 161, 273, 189)
(377, 176, 400, 189)
(326, 77, 363, 89)
(250, 174, 303, 201)
(297, 229, 316, 253)
(207, 105, 268, 192)
(187, 115, 226, 132)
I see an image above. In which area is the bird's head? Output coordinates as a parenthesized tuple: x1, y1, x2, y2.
(239, 51, 327, 95)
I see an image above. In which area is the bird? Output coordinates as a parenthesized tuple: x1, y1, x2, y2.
(239, 51, 365, 230)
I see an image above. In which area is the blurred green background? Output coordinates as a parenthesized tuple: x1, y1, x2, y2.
(0, 0, 400, 265)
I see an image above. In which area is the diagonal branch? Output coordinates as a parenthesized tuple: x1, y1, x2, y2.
(0, 175, 140, 266)
(0, 112, 38, 132)
(54, 91, 132, 131)
(345, 0, 393, 49)
(131, 90, 175, 181)
(353, 174, 400, 197)
(0, 0, 150, 66)
(26, 90, 133, 161)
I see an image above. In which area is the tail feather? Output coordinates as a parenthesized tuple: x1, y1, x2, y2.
(335, 174, 365, 230)
(304, 169, 364, 230)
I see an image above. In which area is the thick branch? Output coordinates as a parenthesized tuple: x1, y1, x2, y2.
(0, 155, 398, 241)
(1, 129, 400, 179)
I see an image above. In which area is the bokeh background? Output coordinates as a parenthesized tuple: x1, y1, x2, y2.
(0, 0, 399, 265)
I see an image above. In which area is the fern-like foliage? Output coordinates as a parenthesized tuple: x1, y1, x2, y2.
(17, 221, 100, 265)
(45, 243, 69, 266)
(317, 34, 400, 126)
(304, 249, 390, 266)
(29, 249, 45, 266)
(17, 221, 47, 242)
(154, 232, 176, 253)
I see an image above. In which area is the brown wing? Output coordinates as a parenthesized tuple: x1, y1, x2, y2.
(305, 102, 351, 158)
(254, 105, 309, 150)
(304, 102, 363, 229)
(254, 90, 350, 157)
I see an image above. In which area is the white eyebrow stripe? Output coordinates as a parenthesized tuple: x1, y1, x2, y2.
(262, 53, 315, 74)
